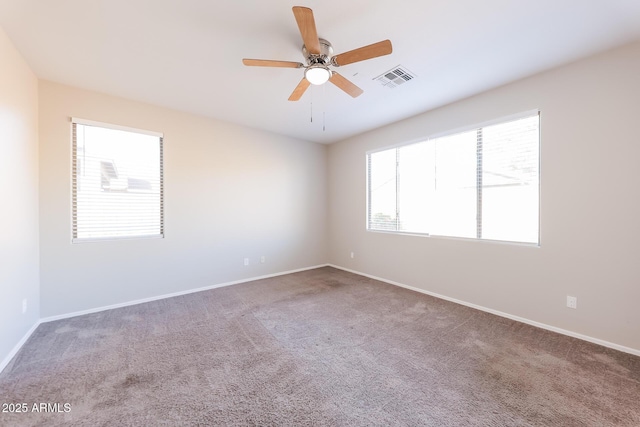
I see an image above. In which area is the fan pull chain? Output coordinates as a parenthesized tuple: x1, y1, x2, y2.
(322, 83, 326, 132)
(310, 87, 313, 123)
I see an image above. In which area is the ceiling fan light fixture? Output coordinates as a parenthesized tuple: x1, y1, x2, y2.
(305, 65, 331, 85)
(242, 7, 392, 100)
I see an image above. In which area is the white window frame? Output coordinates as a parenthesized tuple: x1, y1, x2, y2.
(366, 110, 540, 246)
(71, 117, 164, 243)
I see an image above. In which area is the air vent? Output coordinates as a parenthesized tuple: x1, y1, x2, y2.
(374, 65, 416, 89)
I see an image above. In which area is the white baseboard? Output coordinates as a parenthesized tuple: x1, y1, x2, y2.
(40, 264, 329, 323)
(0, 320, 41, 375)
(328, 264, 640, 357)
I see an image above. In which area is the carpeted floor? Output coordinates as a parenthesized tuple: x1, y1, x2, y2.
(1, 267, 638, 426)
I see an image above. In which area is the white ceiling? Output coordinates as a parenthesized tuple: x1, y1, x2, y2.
(2, 0, 640, 144)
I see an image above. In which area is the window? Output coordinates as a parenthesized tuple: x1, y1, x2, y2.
(367, 112, 539, 244)
(72, 118, 164, 242)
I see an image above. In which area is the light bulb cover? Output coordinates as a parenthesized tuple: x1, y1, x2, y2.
(305, 65, 331, 85)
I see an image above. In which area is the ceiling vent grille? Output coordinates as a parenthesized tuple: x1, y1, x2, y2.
(374, 65, 416, 89)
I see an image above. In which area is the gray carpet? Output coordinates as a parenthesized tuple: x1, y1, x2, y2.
(1, 267, 638, 426)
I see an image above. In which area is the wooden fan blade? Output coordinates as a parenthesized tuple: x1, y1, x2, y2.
(288, 78, 311, 101)
(332, 40, 393, 67)
(242, 59, 303, 68)
(329, 72, 363, 98)
(292, 6, 320, 55)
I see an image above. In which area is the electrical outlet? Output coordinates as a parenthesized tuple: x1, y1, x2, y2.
(22, 299, 27, 314)
(566, 296, 577, 309)
(350, 251, 354, 259)
(260, 256, 265, 264)
(244, 258, 249, 266)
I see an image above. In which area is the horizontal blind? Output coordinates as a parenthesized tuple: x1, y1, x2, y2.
(72, 121, 164, 242)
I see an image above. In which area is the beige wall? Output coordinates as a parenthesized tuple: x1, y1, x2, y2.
(0, 27, 40, 366)
(39, 81, 328, 317)
(328, 41, 640, 352)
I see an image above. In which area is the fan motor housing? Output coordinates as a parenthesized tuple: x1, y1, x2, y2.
(303, 38, 333, 66)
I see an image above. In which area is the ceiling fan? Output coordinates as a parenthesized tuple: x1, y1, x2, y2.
(242, 6, 393, 101)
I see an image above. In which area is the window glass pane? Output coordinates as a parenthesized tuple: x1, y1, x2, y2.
(365, 112, 539, 245)
(430, 130, 477, 238)
(368, 149, 397, 230)
(398, 142, 433, 233)
(481, 116, 539, 243)
(74, 123, 163, 240)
